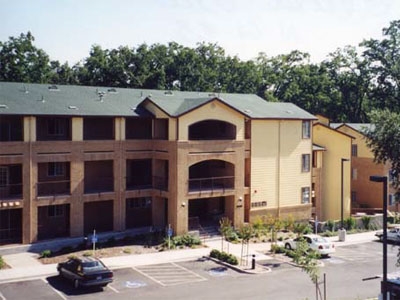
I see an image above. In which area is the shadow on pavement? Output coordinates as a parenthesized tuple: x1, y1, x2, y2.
(46, 275, 106, 296)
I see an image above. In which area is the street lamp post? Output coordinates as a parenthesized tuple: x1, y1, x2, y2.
(341, 158, 350, 229)
(370, 175, 388, 300)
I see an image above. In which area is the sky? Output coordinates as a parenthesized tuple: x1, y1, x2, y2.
(1, 0, 399, 65)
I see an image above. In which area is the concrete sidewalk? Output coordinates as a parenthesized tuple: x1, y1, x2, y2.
(0, 230, 378, 284)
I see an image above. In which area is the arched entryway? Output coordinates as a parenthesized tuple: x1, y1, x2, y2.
(189, 120, 236, 140)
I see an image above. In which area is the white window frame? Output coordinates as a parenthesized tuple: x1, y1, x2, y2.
(301, 187, 310, 204)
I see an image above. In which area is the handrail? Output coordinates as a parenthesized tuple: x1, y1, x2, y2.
(37, 180, 70, 197)
(188, 176, 234, 193)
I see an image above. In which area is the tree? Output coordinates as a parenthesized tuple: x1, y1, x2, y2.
(323, 46, 372, 122)
(291, 238, 322, 299)
(0, 32, 53, 83)
(219, 217, 233, 253)
(361, 20, 400, 113)
(363, 109, 400, 189)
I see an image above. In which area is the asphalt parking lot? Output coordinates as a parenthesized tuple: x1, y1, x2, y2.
(0, 258, 240, 300)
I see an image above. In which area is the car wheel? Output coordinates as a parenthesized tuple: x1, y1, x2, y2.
(284, 243, 292, 250)
(73, 279, 80, 289)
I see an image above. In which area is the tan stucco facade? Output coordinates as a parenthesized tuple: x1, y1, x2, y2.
(312, 123, 352, 221)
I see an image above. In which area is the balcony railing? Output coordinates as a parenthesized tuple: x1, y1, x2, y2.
(0, 183, 23, 200)
(84, 177, 114, 194)
(126, 176, 152, 191)
(188, 176, 234, 193)
(37, 180, 70, 197)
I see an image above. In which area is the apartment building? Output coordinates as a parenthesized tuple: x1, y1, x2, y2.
(0, 82, 316, 245)
(333, 123, 398, 213)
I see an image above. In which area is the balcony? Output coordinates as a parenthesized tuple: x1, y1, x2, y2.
(188, 176, 234, 193)
(153, 176, 168, 191)
(0, 183, 23, 200)
(126, 176, 152, 191)
(84, 176, 114, 194)
(37, 180, 70, 197)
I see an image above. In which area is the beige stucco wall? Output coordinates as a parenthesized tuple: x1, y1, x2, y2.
(178, 100, 245, 141)
(72, 117, 83, 141)
(141, 101, 177, 140)
(313, 124, 352, 221)
(250, 120, 312, 218)
(337, 126, 372, 158)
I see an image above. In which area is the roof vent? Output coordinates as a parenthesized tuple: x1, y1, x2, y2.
(148, 94, 152, 98)
(164, 91, 173, 96)
(244, 109, 252, 114)
(68, 105, 78, 110)
(107, 88, 117, 93)
(48, 85, 59, 91)
(285, 110, 294, 114)
(39, 95, 45, 103)
(0, 104, 8, 109)
(97, 91, 106, 102)
(208, 93, 216, 97)
(22, 85, 29, 93)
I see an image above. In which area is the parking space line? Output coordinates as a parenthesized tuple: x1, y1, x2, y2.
(171, 262, 206, 281)
(133, 263, 207, 286)
(41, 278, 67, 300)
(0, 291, 6, 300)
(107, 284, 120, 293)
(133, 266, 167, 286)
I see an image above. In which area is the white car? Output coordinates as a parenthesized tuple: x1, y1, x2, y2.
(284, 234, 335, 257)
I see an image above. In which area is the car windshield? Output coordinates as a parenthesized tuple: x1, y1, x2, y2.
(82, 261, 105, 270)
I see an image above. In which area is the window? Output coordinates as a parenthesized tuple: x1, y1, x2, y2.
(351, 144, 358, 157)
(48, 162, 65, 177)
(351, 191, 357, 203)
(48, 205, 64, 217)
(127, 197, 152, 209)
(47, 118, 65, 136)
(352, 168, 358, 180)
(251, 201, 267, 208)
(0, 166, 8, 186)
(301, 187, 310, 204)
(302, 121, 311, 139)
(302, 154, 310, 172)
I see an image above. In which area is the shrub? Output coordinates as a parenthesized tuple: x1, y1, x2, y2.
(163, 234, 201, 249)
(270, 244, 285, 254)
(0, 256, 5, 269)
(209, 249, 238, 265)
(325, 220, 336, 232)
(40, 250, 52, 258)
(344, 217, 356, 230)
(123, 248, 132, 254)
(361, 216, 372, 230)
(83, 251, 92, 257)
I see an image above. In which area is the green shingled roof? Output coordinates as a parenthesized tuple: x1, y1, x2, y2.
(0, 82, 316, 120)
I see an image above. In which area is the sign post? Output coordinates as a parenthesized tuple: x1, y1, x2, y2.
(167, 225, 173, 250)
(92, 230, 97, 256)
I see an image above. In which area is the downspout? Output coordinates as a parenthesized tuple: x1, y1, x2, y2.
(277, 120, 281, 218)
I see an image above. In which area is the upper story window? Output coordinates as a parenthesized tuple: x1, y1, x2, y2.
(37, 117, 71, 141)
(351, 144, 358, 157)
(48, 162, 65, 177)
(0, 116, 23, 141)
(302, 121, 311, 139)
(189, 120, 236, 140)
(126, 117, 152, 139)
(83, 117, 114, 140)
(154, 118, 168, 140)
(0, 166, 8, 186)
(302, 154, 310, 172)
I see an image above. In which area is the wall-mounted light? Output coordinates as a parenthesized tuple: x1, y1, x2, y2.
(238, 197, 243, 202)
(181, 202, 186, 207)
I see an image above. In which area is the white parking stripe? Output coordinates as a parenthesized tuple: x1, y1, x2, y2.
(107, 284, 120, 293)
(41, 278, 67, 300)
(134, 263, 207, 286)
(0, 291, 6, 300)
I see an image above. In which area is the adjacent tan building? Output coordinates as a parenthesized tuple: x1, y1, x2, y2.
(0, 82, 316, 245)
